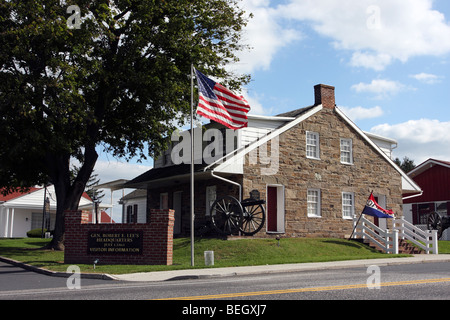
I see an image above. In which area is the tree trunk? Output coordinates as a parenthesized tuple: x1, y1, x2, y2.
(44, 146, 98, 250)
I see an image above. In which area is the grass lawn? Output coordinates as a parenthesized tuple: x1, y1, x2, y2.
(1, 237, 445, 275)
(438, 240, 450, 253)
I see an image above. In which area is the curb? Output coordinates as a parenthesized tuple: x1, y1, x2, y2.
(2, 255, 450, 282)
(0, 256, 116, 281)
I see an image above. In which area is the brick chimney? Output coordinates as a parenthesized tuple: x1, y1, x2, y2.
(314, 84, 335, 110)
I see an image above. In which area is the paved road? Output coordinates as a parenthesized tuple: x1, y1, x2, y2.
(1, 261, 449, 302)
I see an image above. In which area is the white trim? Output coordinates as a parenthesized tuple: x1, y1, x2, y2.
(307, 189, 321, 218)
(335, 107, 421, 194)
(306, 131, 320, 160)
(408, 159, 450, 177)
(340, 138, 353, 165)
(247, 114, 295, 121)
(266, 184, 285, 233)
(342, 192, 355, 219)
(9, 208, 14, 237)
(4, 208, 10, 237)
(402, 191, 423, 201)
(204, 105, 324, 173)
(364, 131, 398, 145)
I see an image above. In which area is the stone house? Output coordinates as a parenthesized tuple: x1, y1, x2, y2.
(125, 84, 421, 238)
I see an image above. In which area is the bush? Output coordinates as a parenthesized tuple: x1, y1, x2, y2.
(27, 228, 49, 238)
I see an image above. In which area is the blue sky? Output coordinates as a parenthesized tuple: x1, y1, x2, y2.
(238, 0, 450, 163)
(95, 0, 450, 218)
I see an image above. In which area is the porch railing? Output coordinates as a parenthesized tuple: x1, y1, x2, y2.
(352, 215, 398, 254)
(393, 216, 438, 255)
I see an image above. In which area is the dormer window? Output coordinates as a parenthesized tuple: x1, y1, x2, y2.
(306, 131, 320, 159)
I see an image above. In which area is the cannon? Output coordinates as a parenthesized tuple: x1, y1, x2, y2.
(209, 191, 266, 236)
(427, 211, 450, 240)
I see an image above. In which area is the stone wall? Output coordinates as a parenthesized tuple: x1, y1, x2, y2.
(243, 107, 403, 238)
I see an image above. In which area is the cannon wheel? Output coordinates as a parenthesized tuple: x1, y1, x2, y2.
(427, 211, 442, 232)
(210, 196, 243, 235)
(240, 201, 265, 236)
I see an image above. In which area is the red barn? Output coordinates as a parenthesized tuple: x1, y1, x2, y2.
(403, 159, 450, 240)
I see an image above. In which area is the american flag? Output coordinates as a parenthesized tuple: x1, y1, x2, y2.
(194, 69, 250, 130)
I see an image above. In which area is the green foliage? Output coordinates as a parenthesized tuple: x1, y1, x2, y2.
(26, 228, 49, 238)
(0, 0, 251, 187)
(0, 0, 251, 247)
(394, 156, 416, 174)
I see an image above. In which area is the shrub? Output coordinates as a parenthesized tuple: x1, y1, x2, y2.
(27, 228, 48, 238)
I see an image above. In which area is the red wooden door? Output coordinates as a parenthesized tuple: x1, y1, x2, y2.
(267, 187, 278, 232)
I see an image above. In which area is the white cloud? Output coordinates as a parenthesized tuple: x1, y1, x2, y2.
(271, 0, 450, 70)
(245, 91, 273, 116)
(234, 0, 450, 72)
(371, 119, 450, 163)
(92, 159, 152, 222)
(94, 159, 152, 184)
(351, 79, 407, 98)
(349, 52, 392, 71)
(339, 105, 384, 121)
(234, 0, 302, 74)
(409, 72, 444, 84)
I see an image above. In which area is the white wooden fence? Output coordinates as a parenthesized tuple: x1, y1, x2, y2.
(352, 215, 399, 254)
(393, 217, 438, 255)
(352, 215, 439, 255)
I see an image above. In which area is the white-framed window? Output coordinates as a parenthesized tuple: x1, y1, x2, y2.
(206, 185, 216, 216)
(306, 131, 320, 159)
(342, 192, 354, 219)
(307, 189, 321, 217)
(340, 138, 353, 164)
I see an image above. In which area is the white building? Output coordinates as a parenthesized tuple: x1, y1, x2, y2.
(0, 185, 93, 238)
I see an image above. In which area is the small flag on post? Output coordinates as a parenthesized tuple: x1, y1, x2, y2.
(194, 68, 250, 130)
(362, 193, 395, 219)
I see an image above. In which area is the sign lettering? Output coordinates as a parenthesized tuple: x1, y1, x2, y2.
(87, 231, 143, 255)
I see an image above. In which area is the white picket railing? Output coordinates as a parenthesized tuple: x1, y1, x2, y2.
(393, 217, 439, 255)
(352, 215, 399, 254)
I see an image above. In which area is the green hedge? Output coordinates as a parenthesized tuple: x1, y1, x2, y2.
(26, 228, 51, 238)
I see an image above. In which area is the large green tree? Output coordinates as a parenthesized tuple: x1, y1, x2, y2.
(0, 0, 250, 249)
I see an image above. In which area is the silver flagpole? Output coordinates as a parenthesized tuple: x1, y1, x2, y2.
(190, 64, 195, 266)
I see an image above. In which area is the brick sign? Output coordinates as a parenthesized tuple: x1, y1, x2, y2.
(65, 209, 174, 265)
(88, 231, 143, 254)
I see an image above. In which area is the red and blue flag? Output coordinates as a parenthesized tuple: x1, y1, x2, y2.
(362, 194, 395, 219)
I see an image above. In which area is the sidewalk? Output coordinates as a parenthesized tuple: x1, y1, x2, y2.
(111, 254, 450, 282)
(2, 254, 450, 282)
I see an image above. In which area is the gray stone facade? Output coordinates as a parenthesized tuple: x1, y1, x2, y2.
(243, 106, 403, 238)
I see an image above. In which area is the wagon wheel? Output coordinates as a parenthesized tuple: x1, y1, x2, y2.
(210, 196, 243, 235)
(427, 211, 442, 231)
(240, 201, 265, 236)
